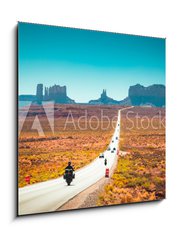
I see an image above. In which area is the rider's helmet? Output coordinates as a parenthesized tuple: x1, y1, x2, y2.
(68, 161, 71, 166)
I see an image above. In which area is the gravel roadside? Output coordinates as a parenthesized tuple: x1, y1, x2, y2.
(57, 154, 118, 211)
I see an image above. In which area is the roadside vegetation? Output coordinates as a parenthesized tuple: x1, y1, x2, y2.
(98, 107, 165, 205)
(19, 104, 122, 187)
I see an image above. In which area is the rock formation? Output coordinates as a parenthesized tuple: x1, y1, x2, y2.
(19, 84, 75, 104)
(40, 84, 75, 104)
(128, 84, 165, 107)
(19, 83, 165, 107)
(43, 84, 74, 103)
(36, 84, 43, 104)
(89, 89, 120, 105)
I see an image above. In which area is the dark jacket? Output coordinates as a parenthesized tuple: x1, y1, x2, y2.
(65, 165, 74, 171)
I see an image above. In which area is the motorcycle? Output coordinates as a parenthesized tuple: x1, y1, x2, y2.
(63, 168, 75, 186)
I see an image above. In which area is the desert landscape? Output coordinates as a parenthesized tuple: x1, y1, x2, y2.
(18, 104, 123, 187)
(18, 23, 165, 215)
(98, 106, 165, 205)
(19, 104, 165, 208)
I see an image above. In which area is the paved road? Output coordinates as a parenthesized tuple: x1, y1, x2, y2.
(19, 108, 126, 215)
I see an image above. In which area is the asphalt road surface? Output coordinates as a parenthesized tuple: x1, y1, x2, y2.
(19, 108, 126, 215)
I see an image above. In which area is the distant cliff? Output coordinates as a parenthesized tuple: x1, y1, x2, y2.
(19, 83, 165, 107)
(88, 84, 165, 107)
(19, 84, 75, 104)
(128, 84, 165, 107)
(43, 84, 75, 103)
(89, 90, 120, 105)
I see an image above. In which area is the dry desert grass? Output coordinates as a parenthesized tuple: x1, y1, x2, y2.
(18, 104, 123, 187)
(98, 107, 165, 205)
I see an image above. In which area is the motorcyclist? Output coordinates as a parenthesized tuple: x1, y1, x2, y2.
(64, 161, 75, 179)
(65, 161, 74, 171)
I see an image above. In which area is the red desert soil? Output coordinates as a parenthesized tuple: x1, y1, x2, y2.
(19, 104, 124, 187)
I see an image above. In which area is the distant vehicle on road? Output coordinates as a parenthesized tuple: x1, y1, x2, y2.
(99, 153, 104, 158)
(107, 147, 111, 151)
(111, 150, 114, 153)
(113, 147, 116, 151)
(116, 137, 118, 140)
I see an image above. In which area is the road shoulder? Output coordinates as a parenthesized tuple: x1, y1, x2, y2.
(56, 154, 118, 211)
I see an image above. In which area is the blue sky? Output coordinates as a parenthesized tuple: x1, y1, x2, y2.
(18, 22, 165, 103)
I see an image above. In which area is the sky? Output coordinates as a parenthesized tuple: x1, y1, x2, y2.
(18, 22, 165, 103)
